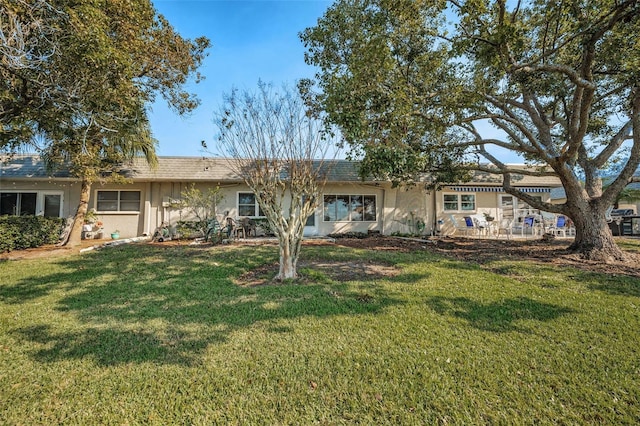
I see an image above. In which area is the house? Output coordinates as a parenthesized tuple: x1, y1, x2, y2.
(0, 155, 562, 239)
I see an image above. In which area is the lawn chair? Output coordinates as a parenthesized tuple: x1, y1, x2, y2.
(239, 217, 256, 237)
(463, 216, 481, 237)
(449, 214, 474, 237)
(548, 215, 568, 237)
(496, 218, 513, 239)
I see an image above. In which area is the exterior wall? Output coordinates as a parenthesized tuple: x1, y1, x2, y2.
(2, 174, 560, 239)
(435, 189, 553, 235)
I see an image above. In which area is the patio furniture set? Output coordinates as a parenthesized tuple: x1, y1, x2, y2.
(449, 212, 575, 239)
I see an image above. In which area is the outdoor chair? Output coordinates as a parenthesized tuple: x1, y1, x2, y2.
(239, 217, 256, 237)
(449, 214, 474, 237)
(463, 216, 481, 237)
(522, 215, 544, 238)
(496, 218, 513, 239)
(548, 215, 568, 237)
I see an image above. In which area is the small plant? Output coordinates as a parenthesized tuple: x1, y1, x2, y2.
(84, 209, 98, 224)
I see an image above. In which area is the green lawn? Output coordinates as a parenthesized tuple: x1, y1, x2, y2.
(1, 240, 639, 424)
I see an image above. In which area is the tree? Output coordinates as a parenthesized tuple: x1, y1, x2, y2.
(1, 0, 210, 246)
(301, 0, 640, 262)
(211, 82, 337, 280)
(176, 184, 224, 237)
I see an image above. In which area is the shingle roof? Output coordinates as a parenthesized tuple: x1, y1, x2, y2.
(1, 155, 369, 183)
(465, 166, 562, 187)
(0, 155, 73, 179)
(0, 155, 571, 188)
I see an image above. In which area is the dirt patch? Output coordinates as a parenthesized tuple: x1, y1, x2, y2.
(3, 235, 639, 280)
(333, 236, 640, 278)
(237, 259, 400, 286)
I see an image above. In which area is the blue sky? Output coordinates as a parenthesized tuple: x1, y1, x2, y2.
(149, 0, 332, 157)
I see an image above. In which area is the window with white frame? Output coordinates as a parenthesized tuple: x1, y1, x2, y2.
(0, 191, 62, 217)
(238, 192, 264, 217)
(443, 193, 476, 212)
(323, 194, 376, 222)
(96, 190, 141, 212)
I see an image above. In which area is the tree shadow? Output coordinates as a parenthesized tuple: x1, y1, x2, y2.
(581, 271, 640, 297)
(427, 296, 574, 333)
(7, 244, 404, 366)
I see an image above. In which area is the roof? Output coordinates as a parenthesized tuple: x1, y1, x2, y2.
(1, 154, 368, 183)
(463, 166, 562, 187)
(0, 155, 73, 179)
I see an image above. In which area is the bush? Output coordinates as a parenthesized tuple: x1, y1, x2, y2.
(0, 216, 66, 252)
(175, 220, 206, 239)
(252, 218, 275, 236)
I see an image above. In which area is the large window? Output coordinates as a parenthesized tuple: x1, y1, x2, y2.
(0, 192, 36, 216)
(443, 193, 476, 212)
(323, 195, 376, 222)
(97, 190, 141, 212)
(0, 191, 62, 217)
(238, 192, 264, 217)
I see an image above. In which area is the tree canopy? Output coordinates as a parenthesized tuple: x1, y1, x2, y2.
(301, 0, 640, 261)
(1, 0, 210, 245)
(1, 0, 209, 150)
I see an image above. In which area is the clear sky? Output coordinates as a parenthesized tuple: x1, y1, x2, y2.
(149, 0, 332, 157)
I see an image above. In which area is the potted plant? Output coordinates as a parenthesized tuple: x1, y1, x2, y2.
(110, 230, 120, 240)
(483, 212, 495, 222)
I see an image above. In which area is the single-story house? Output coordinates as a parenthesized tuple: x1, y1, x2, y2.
(1, 155, 562, 239)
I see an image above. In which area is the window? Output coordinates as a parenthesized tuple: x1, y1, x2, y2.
(97, 190, 141, 212)
(443, 193, 476, 212)
(238, 192, 264, 217)
(0, 191, 62, 217)
(0, 192, 36, 216)
(323, 195, 376, 222)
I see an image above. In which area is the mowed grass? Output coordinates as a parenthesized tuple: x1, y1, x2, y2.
(1, 240, 639, 424)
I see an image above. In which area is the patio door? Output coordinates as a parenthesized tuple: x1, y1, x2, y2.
(499, 195, 515, 221)
(303, 212, 317, 237)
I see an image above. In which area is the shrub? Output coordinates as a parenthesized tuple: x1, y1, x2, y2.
(175, 220, 206, 239)
(0, 216, 66, 252)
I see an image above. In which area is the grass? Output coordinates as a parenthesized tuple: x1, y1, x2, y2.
(1, 240, 639, 424)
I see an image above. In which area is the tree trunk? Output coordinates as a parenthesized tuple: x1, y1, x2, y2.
(62, 178, 92, 247)
(275, 229, 302, 281)
(567, 205, 627, 262)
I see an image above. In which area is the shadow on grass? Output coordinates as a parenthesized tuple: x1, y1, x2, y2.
(583, 271, 640, 297)
(427, 296, 574, 332)
(7, 244, 404, 366)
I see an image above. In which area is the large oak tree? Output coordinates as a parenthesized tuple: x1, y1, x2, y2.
(1, 0, 209, 245)
(301, 0, 640, 261)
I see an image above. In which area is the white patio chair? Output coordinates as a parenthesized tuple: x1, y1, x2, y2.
(496, 218, 513, 239)
(449, 214, 475, 237)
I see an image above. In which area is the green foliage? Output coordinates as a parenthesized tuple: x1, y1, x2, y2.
(1, 242, 639, 422)
(175, 184, 224, 237)
(0, 216, 65, 252)
(252, 217, 275, 236)
(301, 0, 640, 258)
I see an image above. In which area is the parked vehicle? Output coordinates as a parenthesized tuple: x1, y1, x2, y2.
(611, 208, 635, 217)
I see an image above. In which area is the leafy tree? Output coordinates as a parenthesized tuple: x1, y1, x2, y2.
(301, 0, 640, 261)
(210, 82, 337, 280)
(1, 0, 210, 246)
(176, 184, 224, 237)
